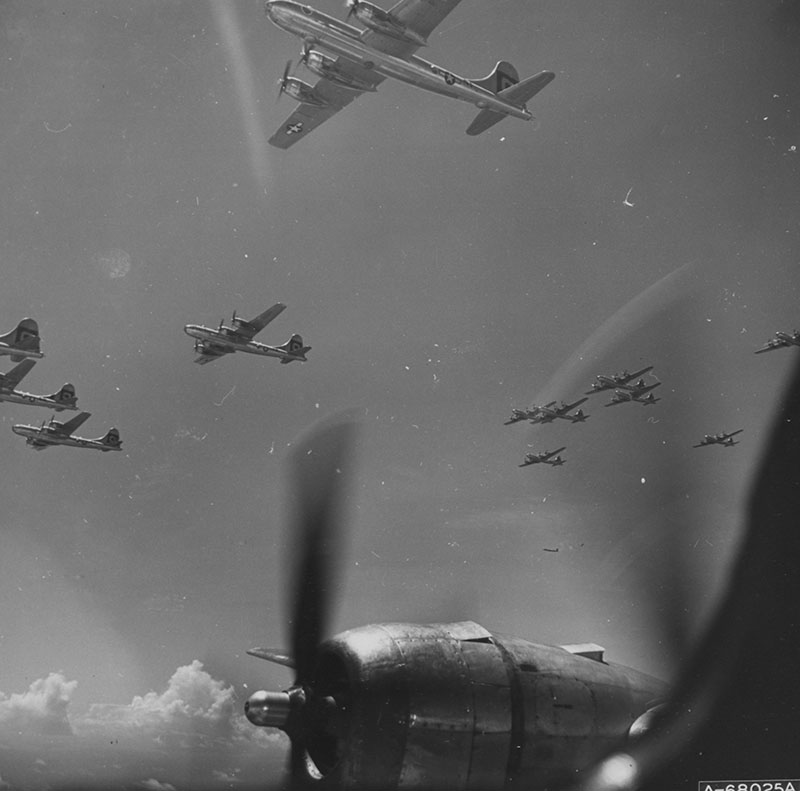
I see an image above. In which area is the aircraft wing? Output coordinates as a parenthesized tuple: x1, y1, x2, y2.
(723, 429, 744, 440)
(56, 411, 92, 436)
(360, 0, 464, 58)
(542, 446, 566, 459)
(237, 303, 287, 339)
(0, 359, 36, 391)
(194, 343, 230, 365)
(618, 365, 653, 384)
(269, 70, 384, 150)
(755, 341, 786, 354)
(561, 397, 588, 413)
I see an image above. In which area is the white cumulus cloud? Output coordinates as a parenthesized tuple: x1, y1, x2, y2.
(0, 672, 77, 735)
(81, 660, 236, 738)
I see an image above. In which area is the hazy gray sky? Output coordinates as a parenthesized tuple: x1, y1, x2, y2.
(0, 1, 798, 788)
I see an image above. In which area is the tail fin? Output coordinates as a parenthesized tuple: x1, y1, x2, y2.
(472, 61, 520, 94)
(466, 69, 555, 136)
(50, 383, 77, 410)
(278, 334, 311, 364)
(1, 318, 41, 361)
(102, 428, 122, 449)
(572, 409, 588, 422)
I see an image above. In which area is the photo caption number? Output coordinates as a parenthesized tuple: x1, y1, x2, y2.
(700, 782, 798, 791)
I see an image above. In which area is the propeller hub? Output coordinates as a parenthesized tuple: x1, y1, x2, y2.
(245, 689, 294, 729)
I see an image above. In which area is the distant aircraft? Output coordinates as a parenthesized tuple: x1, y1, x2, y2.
(605, 381, 661, 407)
(184, 303, 310, 365)
(0, 317, 43, 362)
(530, 398, 589, 424)
(0, 359, 77, 411)
(519, 446, 566, 467)
(12, 412, 122, 452)
(264, 0, 556, 149)
(585, 365, 654, 394)
(693, 429, 743, 448)
(754, 330, 800, 354)
(503, 402, 557, 425)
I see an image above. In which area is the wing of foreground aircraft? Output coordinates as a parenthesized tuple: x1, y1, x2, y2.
(270, 63, 385, 149)
(269, 0, 466, 150)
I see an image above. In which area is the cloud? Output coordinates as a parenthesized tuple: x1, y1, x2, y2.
(140, 780, 176, 791)
(81, 660, 236, 738)
(0, 672, 77, 735)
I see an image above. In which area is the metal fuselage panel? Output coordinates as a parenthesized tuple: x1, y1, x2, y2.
(266, 2, 530, 118)
(310, 622, 666, 790)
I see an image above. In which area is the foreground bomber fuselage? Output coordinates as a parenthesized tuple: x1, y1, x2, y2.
(274, 621, 666, 789)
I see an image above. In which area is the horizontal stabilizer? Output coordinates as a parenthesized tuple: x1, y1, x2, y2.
(246, 648, 295, 668)
(466, 70, 555, 136)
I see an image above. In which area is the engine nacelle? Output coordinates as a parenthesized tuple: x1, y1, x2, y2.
(289, 621, 667, 790)
(303, 50, 377, 92)
(284, 77, 328, 107)
(349, 2, 427, 47)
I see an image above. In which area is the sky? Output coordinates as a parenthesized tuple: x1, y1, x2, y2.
(0, 0, 798, 788)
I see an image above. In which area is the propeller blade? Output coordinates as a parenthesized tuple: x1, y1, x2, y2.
(345, 0, 357, 21)
(288, 413, 357, 686)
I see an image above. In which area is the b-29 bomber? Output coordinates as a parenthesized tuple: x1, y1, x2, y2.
(604, 381, 661, 407)
(693, 429, 743, 448)
(0, 359, 77, 412)
(12, 411, 122, 452)
(585, 365, 654, 394)
(519, 446, 566, 467)
(264, 0, 555, 148)
(184, 303, 310, 366)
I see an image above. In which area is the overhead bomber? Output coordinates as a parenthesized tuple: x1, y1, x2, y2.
(264, 0, 555, 148)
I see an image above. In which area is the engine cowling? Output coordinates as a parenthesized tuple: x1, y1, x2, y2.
(348, 1, 427, 47)
(247, 621, 667, 790)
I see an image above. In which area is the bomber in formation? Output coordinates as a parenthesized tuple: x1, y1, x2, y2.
(0, 318, 123, 452)
(693, 429, 743, 448)
(0, 359, 77, 412)
(184, 303, 310, 365)
(12, 411, 122, 452)
(519, 446, 566, 467)
(264, 0, 555, 148)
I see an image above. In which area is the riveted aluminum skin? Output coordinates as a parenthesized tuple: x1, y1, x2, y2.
(302, 620, 667, 789)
